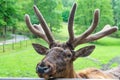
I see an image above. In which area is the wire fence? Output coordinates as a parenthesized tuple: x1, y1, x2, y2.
(0, 31, 32, 53)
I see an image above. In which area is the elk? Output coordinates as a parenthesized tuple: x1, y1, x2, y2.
(25, 3, 120, 79)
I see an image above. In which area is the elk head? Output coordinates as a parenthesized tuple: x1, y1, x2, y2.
(25, 3, 118, 79)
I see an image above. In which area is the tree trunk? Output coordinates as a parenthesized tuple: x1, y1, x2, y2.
(3, 25, 7, 40)
(12, 27, 16, 34)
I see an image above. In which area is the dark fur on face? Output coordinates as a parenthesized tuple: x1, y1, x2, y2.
(37, 45, 74, 77)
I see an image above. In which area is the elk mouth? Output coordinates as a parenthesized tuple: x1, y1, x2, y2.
(37, 71, 57, 79)
(36, 67, 53, 79)
(36, 66, 65, 79)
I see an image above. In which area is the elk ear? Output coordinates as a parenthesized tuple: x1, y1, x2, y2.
(73, 45, 95, 60)
(32, 43, 48, 55)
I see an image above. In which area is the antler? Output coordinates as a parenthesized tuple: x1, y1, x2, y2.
(67, 3, 118, 48)
(67, 3, 76, 43)
(25, 15, 48, 43)
(74, 25, 118, 46)
(25, 5, 55, 45)
(25, 3, 118, 48)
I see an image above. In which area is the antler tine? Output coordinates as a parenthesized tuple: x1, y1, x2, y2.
(33, 5, 55, 45)
(33, 24, 47, 38)
(33, 24, 45, 35)
(73, 9, 99, 47)
(74, 25, 118, 47)
(84, 25, 118, 42)
(25, 14, 49, 43)
(76, 9, 99, 41)
(67, 3, 77, 43)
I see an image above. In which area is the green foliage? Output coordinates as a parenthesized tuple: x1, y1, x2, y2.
(0, 0, 120, 38)
(0, 0, 19, 26)
(62, 0, 76, 7)
(62, 9, 70, 22)
(0, 0, 23, 36)
(111, 0, 120, 37)
(61, 0, 76, 22)
(0, 0, 7, 27)
(75, 0, 114, 34)
(27, 0, 63, 32)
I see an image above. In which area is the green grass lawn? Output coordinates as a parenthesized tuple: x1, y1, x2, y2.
(0, 23, 120, 77)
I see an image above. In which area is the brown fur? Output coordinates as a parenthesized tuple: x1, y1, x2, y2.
(51, 63, 118, 79)
(77, 68, 116, 79)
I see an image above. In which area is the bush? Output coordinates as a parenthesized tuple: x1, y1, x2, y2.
(62, 9, 70, 22)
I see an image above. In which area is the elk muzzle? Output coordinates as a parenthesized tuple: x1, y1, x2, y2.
(36, 61, 51, 73)
(36, 61, 56, 78)
(37, 65, 51, 74)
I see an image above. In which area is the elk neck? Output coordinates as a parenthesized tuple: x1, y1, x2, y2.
(51, 62, 77, 78)
(60, 62, 78, 78)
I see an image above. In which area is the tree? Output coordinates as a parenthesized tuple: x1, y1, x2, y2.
(111, 0, 120, 37)
(0, 0, 20, 37)
(62, 9, 70, 22)
(75, 0, 114, 35)
(27, 0, 63, 32)
(61, 0, 76, 22)
(62, 0, 75, 7)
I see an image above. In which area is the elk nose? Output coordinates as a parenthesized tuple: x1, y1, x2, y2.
(36, 62, 51, 74)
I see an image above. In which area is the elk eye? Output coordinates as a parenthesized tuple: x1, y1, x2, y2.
(67, 54, 72, 58)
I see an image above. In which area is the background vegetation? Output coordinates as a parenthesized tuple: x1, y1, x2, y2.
(0, 0, 120, 77)
(0, 0, 120, 38)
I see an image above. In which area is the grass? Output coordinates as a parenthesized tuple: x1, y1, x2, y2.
(0, 46, 39, 77)
(74, 45, 120, 70)
(0, 23, 120, 77)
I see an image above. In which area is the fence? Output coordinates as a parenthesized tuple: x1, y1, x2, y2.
(0, 78, 118, 80)
(0, 33, 32, 53)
